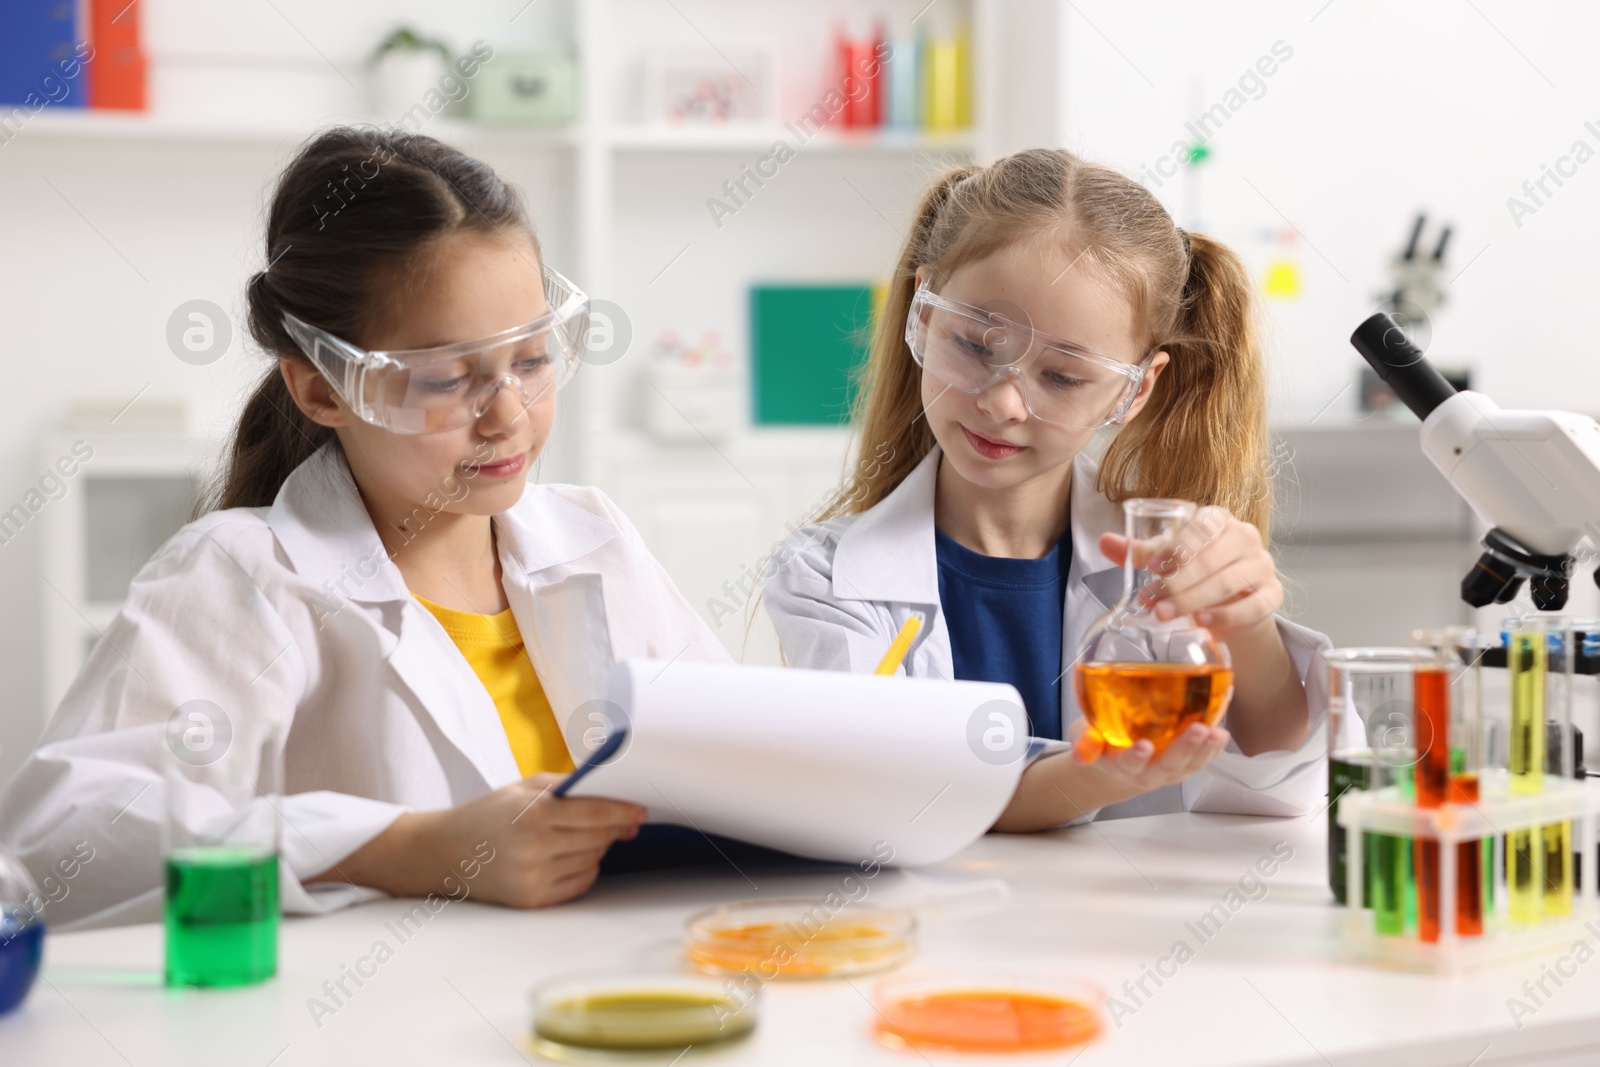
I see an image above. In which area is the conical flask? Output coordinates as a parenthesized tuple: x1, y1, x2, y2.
(1073, 498, 1234, 750)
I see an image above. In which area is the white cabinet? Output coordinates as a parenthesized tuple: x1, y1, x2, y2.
(37, 434, 215, 722)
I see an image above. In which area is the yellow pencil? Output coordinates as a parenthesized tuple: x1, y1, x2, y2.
(874, 612, 925, 675)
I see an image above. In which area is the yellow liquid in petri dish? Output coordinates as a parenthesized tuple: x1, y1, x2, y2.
(689, 921, 902, 977)
(533, 988, 754, 1053)
(685, 900, 916, 980)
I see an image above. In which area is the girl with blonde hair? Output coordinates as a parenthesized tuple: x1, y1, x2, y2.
(765, 148, 1338, 827)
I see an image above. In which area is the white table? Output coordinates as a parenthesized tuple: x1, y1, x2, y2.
(6, 811, 1600, 1066)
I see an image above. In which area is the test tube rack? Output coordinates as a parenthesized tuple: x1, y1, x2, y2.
(1338, 772, 1600, 972)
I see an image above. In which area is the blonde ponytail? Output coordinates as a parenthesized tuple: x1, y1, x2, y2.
(1098, 231, 1271, 535)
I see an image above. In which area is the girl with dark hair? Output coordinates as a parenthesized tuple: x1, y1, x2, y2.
(0, 127, 728, 925)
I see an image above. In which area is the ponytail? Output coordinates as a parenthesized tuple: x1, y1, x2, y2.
(202, 366, 336, 516)
(1097, 231, 1271, 537)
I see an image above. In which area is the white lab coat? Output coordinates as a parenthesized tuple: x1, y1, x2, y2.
(0, 442, 729, 928)
(764, 445, 1355, 822)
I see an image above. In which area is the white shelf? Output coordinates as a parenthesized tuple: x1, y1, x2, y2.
(605, 124, 976, 153)
(18, 109, 975, 156)
(18, 109, 580, 148)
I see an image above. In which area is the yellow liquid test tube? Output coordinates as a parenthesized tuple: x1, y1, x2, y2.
(1543, 819, 1574, 916)
(1507, 627, 1545, 924)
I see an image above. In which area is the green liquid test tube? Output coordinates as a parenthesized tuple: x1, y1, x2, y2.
(1483, 837, 1495, 917)
(165, 847, 279, 988)
(1369, 833, 1409, 935)
(1368, 763, 1413, 936)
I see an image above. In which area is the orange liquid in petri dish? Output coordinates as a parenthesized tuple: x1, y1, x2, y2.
(1074, 663, 1233, 750)
(875, 989, 1102, 1053)
(687, 921, 902, 978)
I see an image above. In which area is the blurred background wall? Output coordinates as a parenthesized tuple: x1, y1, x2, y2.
(2, 0, 1595, 783)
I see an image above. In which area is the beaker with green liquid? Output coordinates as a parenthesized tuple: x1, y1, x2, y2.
(162, 706, 282, 988)
(1325, 647, 1425, 935)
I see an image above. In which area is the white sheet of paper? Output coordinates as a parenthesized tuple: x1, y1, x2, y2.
(566, 659, 1030, 866)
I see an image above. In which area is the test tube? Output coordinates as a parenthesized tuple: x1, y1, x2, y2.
(1412, 663, 1446, 942)
(1411, 628, 1476, 943)
(1505, 617, 1547, 924)
(1324, 648, 1424, 935)
(1394, 761, 1417, 935)
(1439, 630, 1485, 936)
(1543, 620, 1576, 917)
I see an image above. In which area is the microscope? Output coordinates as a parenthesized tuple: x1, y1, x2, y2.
(1349, 313, 1600, 612)
(1351, 313, 1600, 789)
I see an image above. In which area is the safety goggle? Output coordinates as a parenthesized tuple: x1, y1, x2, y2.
(282, 265, 590, 435)
(905, 280, 1151, 429)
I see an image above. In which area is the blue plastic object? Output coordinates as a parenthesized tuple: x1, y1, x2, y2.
(0, 903, 43, 1016)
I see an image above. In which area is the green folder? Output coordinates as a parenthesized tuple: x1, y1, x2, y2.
(750, 283, 876, 425)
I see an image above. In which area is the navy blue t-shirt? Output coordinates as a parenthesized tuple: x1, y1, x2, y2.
(935, 527, 1072, 740)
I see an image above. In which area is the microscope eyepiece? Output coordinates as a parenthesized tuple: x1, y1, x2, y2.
(1350, 312, 1458, 419)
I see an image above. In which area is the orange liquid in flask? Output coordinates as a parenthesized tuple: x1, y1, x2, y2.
(1074, 663, 1233, 750)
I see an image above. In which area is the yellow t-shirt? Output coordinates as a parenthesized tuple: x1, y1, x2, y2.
(414, 594, 575, 778)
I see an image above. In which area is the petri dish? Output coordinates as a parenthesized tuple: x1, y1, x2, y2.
(871, 968, 1105, 1054)
(530, 970, 757, 1060)
(685, 898, 915, 980)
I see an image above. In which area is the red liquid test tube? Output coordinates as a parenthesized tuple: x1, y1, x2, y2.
(1414, 666, 1450, 943)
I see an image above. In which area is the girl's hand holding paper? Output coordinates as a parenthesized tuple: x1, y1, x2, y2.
(336, 775, 645, 909)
